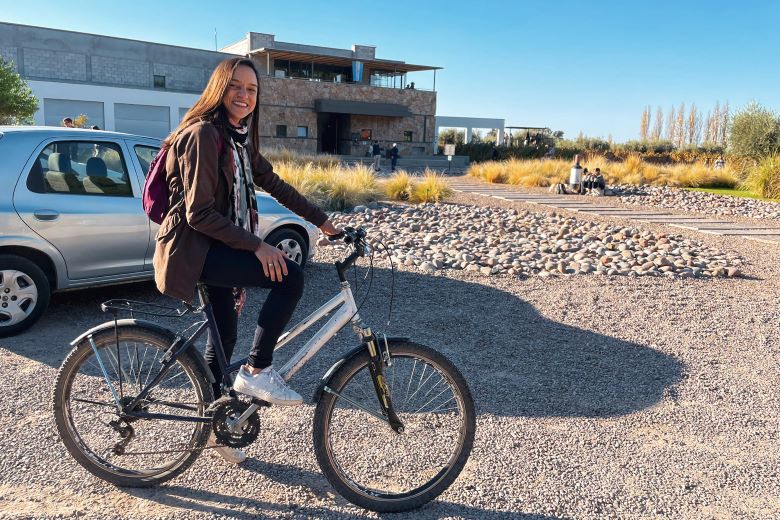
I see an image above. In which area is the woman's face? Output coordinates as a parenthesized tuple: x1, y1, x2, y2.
(222, 65, 258, 126)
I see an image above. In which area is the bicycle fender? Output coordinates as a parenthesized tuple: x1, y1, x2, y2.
(70, 318, 216, 384)
(312, 336, 409, 403)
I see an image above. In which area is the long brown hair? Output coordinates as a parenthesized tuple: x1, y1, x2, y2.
(164, 57, 261, 151)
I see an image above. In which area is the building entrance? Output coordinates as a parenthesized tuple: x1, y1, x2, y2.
(317, 113, 351, 154)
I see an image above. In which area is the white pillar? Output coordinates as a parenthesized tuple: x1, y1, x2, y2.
(497, 128, 505, 145)
(465, 127, 473, 143)
(104, 102, 115, 132)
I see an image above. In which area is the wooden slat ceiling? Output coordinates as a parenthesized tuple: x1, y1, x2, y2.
(250, 48, 440, 73)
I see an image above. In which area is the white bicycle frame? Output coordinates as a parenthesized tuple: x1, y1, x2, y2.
(225, 279, 367, 428)
(275, 280, 363, 382)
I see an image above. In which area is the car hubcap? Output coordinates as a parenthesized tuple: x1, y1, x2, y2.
(0, 270, 38, 327)
(276, 239, 303, 265)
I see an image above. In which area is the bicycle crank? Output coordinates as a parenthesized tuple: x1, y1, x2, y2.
(208, 397, 261, 448)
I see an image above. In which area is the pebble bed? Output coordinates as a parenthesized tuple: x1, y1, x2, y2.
(332, 202, 745, 279)
(614, 184, 780, 220)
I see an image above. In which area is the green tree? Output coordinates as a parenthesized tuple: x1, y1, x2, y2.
(728, 101, 780, 159)
(0, 58, 38, 124)
(437, 128, 465, 147)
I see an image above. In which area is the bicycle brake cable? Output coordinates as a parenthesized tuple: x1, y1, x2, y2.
(375, 237, 395, 327)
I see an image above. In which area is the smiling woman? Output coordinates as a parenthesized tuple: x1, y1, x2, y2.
(153, 57, 342, 463)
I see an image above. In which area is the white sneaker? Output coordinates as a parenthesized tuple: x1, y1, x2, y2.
(233, 366, 303, 406)
(207, 433, 247, 464)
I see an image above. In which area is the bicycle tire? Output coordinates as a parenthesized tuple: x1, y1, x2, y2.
(53, 325, 214, 487)
(313, 341, 476, 512)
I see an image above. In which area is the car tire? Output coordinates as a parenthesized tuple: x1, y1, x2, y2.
(0, 255, 51, 338)
(265, 228, 309, 268)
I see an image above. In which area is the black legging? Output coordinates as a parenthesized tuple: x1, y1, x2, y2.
(199, 241, 304, 397)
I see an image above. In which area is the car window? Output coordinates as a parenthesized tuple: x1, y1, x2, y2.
(27, 141, 133, 197)
(134, 145, 160, 178)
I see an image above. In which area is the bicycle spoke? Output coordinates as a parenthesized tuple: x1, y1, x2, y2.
(324, 350, 470, 501)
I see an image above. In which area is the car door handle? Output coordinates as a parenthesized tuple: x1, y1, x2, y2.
(33, 210, 60, 221)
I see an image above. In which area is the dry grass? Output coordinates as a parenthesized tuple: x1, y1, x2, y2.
(411, 169, 453, 202)
(468, 156, 740, 189)
(743, 155, 780, 199)
(382, 169, 452, 203)
(274, 161, 379, 211)
(383, 170, 414, 201)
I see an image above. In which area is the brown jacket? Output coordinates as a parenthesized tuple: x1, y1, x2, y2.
(153, 121, 327, 302)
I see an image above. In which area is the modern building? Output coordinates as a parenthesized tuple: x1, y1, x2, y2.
(0, 22, 440, 155)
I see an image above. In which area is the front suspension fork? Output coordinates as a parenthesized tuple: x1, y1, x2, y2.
(365, 333, 405, 433)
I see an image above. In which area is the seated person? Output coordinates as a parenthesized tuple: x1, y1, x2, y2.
(580, 168, 592, 194)
(591, 168, 606, 192)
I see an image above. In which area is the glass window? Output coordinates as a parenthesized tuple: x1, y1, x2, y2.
(276, 125, 287, 138)
(297, 126, 308, 138)
(134, 145, 160, 177)
(404, 131, 413, 142)
(27, 141, 133, 197)
(153, 75, 166, 88)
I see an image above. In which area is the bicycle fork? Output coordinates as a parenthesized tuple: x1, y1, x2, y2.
(325, 329, 405, 434)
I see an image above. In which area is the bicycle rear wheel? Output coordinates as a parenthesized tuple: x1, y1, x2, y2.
(313, 341, 476, 512)
(53, 326, 213, 487)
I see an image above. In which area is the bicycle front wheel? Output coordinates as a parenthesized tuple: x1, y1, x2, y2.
(53, 326, 213, 487)
(313, 341, 476, 512)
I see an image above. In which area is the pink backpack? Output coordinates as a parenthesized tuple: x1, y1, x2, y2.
(142, 137, 224, 225)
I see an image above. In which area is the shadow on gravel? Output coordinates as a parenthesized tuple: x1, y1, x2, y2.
(126, 483, 563, 519)
(3, 261, 681, 518)
(4, 261, 682, 419)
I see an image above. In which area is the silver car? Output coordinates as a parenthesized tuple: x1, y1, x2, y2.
(0, 126, 319, 337)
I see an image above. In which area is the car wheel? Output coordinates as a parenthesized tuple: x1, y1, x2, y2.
(265, 228, 309, 268)
(0, 255, 51, 338)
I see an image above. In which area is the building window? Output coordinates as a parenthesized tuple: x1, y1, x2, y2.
(276, 125, 287, 138)
(404, 131, 413, 142)
(153, 75, 166, 88)
(297, 126, 308, 138)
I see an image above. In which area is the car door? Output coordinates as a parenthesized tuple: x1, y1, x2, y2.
(13, 137, 150, 280)
(126, 139, 161, 271)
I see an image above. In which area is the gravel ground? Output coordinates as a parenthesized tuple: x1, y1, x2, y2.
(613, 185, 780, 220)
(1, 193, 779, 519)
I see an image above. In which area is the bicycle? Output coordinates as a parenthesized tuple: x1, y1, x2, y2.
(53, 227, 476, 513)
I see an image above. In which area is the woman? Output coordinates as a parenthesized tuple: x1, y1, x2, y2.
(154, 57, 340, 462)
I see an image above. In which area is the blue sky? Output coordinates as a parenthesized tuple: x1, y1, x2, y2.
(3, 0, 778, 141)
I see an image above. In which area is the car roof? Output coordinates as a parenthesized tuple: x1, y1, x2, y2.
(0, 126, 161, 142)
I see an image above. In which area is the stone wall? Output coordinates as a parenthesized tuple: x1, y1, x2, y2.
(256, 75, 437, 155)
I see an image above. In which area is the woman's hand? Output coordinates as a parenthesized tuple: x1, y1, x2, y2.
(255, 242, 289, 282)
(319, 219, 342, 238)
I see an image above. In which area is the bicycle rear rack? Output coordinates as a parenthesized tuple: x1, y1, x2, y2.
(100, 299, 194, 318)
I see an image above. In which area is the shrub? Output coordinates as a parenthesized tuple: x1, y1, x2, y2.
(412, 169, 452, 203)
(729, 101, 780, 159)
(384, 170, 413, 200)
(743, 155, 780, 199)
(274, 161, 379, 211)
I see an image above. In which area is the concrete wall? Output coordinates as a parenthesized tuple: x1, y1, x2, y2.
(0, 22, 229, 92)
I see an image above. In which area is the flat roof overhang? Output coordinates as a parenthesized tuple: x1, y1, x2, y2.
(315, 99, 412, 117)
(249, 48, 441, 73)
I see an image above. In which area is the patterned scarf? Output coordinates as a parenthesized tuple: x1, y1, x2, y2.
(227, 124, 260, 236)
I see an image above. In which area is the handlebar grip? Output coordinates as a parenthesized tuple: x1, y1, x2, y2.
(326, 231, 345, 242)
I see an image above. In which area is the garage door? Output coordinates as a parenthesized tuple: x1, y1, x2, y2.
(44, 99, 105, 128)
(114, 103, 170, 138)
